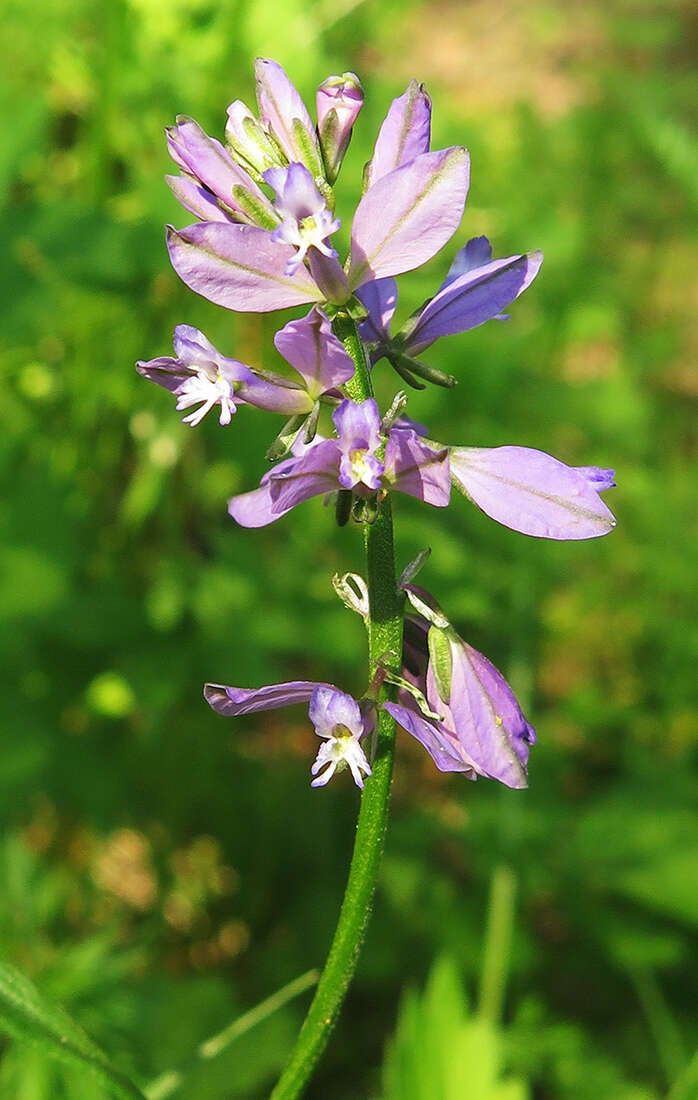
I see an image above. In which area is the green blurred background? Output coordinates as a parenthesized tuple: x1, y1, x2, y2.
(1, 0, 697, 1096)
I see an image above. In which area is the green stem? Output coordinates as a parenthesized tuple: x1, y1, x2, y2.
(269, 313, 403, 1100)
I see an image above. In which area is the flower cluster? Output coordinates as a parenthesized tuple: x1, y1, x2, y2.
(138, 60, 617, 792)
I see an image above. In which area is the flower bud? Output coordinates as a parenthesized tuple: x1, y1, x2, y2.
(225, 100, 286, 180)
(316, 72, 364, 184)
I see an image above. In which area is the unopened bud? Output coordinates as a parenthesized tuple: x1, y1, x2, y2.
(316, 73, 364, 184)
(225, 100, 285, 180)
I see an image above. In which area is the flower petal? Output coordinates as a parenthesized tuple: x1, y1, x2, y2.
(347, 147, 470, 288)
(431, 639, 534, 789)
(166, 222, 323, 312)
(227, 481, 288, 528)
(166, 116, 275, 223)
(443, 235, 493, 283)
(384, 431, 451, 506)
(384, 699, 477, 775)
(267, 439, 341, 515)
(407, 251, 544, 354)
(274, 307, 355, 398)
(450, 446, 617, 540)
(166, 175, 236, 223)
(255, 58, 322, 171)
(356, 277, 398, 345)
(332, 398, 382, 451)
(204, 681, 329, 716)
(364, 80, 432, 189)
(309, 685, 364, 739)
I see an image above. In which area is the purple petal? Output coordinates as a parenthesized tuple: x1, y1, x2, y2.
(136, 355, 188, 395)
(166, 116, 275, 223)
(332, 398, 382, 451)
(267, 439, 341, 514)
(254, 58, 321, 170)
(166, 222, 323, 312)
(450, 445, 617, 540)
(166, 175, 236, 223)
(384, 431, 451, 506)
(407, 251, 544, 354)
(237, 375, 312, 415)
(308, 250, 350, 305)
(205, 680, 330, 716)
(575, 466, 616, 491)
(364, 80, 432, 189)
(384, 699, 477, 776)
(356, 278, 398, 345)
(172, 324, 222, 367)
(274, 307, 355, 398)
(431, 640, 534, 789)
(228, 481, 289, 528)
(348, 148, 470, 289)
(309, 686, 364, 739)
(443, 236, 493, 283)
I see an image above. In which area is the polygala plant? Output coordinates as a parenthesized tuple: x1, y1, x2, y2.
(137, 60, 617, 1098)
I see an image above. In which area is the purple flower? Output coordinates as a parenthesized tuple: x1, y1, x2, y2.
(204, 680, 373, 789)
(166, 116, 278, 229)
(265, 164, 341, 275)
(357, 236, 543, 364)
(137, 308, 355, 425)
(166, 67, 469, 313)
(228, 398, 451, 528)
(386, 587, 536, 789)
(449, 445, 616, 540)
(316, 72, 364, 184)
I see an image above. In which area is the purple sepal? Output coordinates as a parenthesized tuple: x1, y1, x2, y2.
(434, 640, 535, 788)
(166, 116, 275, 224)
(274, 307, 355, 399)
(205, 680, 330, 715)
(364, 80, 432, 189)
(267, 438, 341, 513)
(406, 250, 544, 355)
(166, 222, 323, 312)
(384, 700, 478, 776)
(254, 58, 321, 171)
(443, 235, 494, 282)
(450, 446, 617, 540)
(356, 278, 398, 346)
(166, 175, 235, 223)
(383, 431, 451, 506)
(308, 250, 350, 305)
(385, 628, 535, 788)
(348, 147, 470, 289)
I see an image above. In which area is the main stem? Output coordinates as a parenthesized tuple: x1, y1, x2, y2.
(270, 313, 403, 1100)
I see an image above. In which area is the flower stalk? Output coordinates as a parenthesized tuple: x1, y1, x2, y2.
(269, 313, 403, 1100)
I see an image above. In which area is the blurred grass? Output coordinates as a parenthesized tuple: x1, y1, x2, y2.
(0, 0, 697, 1097)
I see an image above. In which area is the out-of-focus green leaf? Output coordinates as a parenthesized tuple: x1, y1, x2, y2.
(382, 956, 528, 1100)
(0, 959, 146, 1100)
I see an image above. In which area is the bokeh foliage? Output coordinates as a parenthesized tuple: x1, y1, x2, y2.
(1, 0, 697, 1096)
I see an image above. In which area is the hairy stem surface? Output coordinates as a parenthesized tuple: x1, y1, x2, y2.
(269, 312, 403, 1100)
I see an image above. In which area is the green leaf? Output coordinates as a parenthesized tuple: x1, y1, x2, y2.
(0, 959, 146, 1100)
(382, 956, 529, 1100)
